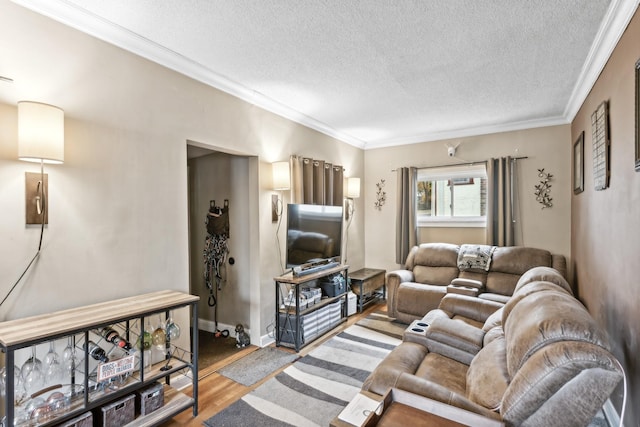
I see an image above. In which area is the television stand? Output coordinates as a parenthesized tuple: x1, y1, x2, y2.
(275, 264, 349, 352)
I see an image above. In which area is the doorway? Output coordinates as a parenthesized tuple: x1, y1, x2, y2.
(186, 143, 254, 370)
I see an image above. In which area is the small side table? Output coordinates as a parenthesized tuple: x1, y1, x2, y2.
(349, 268, 386, 313)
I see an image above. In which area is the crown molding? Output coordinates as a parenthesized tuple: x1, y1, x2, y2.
(11, 0, 367, 149)
(363, 116, 569, 150)
(563, 0, 639, 121)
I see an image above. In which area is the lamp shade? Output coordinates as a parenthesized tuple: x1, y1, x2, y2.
(18, 101, 64, 164)
(272, 161, 290, 190)
(346, 177, 360, 198)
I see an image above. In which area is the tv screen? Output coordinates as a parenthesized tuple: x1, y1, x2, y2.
(286, 204, 343, 268)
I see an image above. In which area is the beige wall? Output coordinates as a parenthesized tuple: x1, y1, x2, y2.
(0, 2, 364, 344)
(571, 9, 640, 425)
(364, 125, 572, 274)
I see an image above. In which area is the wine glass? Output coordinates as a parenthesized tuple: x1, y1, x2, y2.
(137, 321, 152, 351)
(165, 311, 181, 341)
(62, 336, 78, 376)
(151, 316, 166, 348)
(43, 341, 63, 384)
(21, 347, 44, 394)
(1, 365, 26, 400)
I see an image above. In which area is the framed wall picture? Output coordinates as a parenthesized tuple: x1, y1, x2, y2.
(635, 58, 640, 172)
(591, 101, 610, 190)
(573, 131, 584, 194)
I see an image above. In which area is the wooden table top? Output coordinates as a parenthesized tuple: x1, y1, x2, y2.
(0, 290, 198, 348)
(349, 268, 386, 281)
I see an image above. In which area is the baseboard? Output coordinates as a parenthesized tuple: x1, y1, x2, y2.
(602, 398, 622, 427)
(198, 318, 275, 347)
(198, 318, 243, 336)
(259, 333, 275, 347)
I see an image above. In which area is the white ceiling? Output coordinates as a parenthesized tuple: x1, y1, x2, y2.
(9, 0, 640, 149)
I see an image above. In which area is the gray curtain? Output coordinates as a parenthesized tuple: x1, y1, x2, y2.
(395, 167, 418, 264)
(290, 155, 343, 206)
(486, 157, 516, 246)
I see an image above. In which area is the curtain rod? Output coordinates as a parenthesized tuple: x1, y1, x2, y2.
(391, 156, 528, 172)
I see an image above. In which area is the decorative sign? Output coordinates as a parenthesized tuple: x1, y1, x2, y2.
(96, 355, 136, 382)
(591, 101, 610, 190)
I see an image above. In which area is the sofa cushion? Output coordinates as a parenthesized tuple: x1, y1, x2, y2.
(424, 317, 485, 364)
(504, 290, 611, 378)
(490, 246, 552, 275)
(501, 341, 623, 427)
(513, 266, 572, 295)
(485, 247, 552, 296)
(410, 243, 460, 268)
(397, 282, 447, 317)
(501, 280, 573, 326)
(414, 352, 468, 397)
(408, 243, 460, 286)
(466, 335, 509, 411)
(413, 266, 458, 286)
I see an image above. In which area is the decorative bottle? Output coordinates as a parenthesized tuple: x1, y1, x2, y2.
(84, 341, 109, 363)
(99, 327, 132, 351)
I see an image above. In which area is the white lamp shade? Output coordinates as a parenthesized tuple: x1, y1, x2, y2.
(346, 177, 360, 198)
(272, 161, 290, 190)
(18, 101, 64, 164)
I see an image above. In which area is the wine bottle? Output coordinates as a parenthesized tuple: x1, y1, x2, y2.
(99, 327, 132, 351)
(84, 340, 109, 363)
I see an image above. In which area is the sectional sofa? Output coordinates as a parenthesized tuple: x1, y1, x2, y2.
(363, 266, 624, 427)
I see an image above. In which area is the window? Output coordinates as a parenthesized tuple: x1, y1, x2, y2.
(416, 164, 487, 227)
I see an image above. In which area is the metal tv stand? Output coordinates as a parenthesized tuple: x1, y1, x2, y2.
(275, 264, 349, 352)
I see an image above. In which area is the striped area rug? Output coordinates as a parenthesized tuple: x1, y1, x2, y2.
(204, 323, 401, 427)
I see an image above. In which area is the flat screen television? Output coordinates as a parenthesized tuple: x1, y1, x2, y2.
(286, 203, 343, 268)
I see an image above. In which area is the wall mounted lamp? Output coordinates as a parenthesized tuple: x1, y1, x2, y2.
(1, 101, 65, 308)
(345, 177, 360, 220)
(271, 161, 290, 222)
(344, 177, 360, 264)
(18, 101, 65, 224)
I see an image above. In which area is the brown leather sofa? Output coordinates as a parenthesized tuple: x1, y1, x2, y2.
(387, 243, 567, 324)
(363, 268, 623, 427)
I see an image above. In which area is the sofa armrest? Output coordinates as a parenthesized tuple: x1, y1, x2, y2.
(438, 294, 504, 324)
(386, 269, 415, 318)
(395, 373, 502, 421)
(447, 284, 480, 297)
(424, 317, 485, 364)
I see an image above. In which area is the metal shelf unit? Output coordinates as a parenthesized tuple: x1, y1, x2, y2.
(275, 264, 349, 352)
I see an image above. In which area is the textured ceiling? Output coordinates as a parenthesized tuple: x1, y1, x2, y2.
(8, 0, 639, 148)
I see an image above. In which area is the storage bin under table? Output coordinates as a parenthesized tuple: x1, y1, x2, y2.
(58, 411, 93, 427)
(95, 394, 135, 427)
(136, 381, 165, 415)
(349, 268, 386, 312)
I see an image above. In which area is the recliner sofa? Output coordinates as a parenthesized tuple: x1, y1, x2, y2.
(387, 243, 567, 324)
(363, 267, 623, 427)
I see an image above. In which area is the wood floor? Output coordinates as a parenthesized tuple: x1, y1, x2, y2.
(160, 301, 386, 426)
